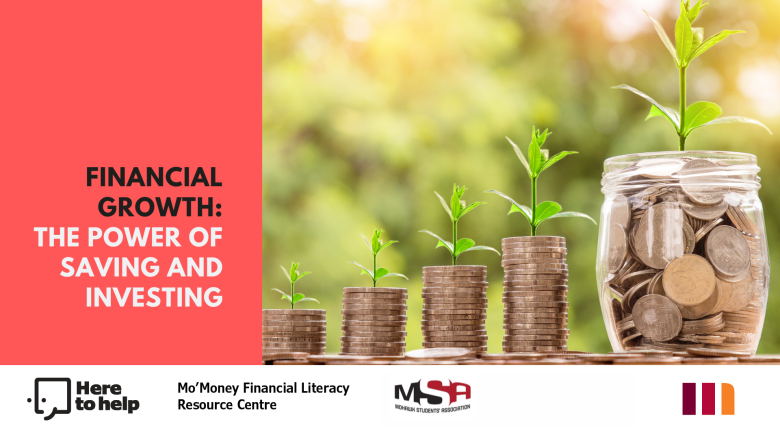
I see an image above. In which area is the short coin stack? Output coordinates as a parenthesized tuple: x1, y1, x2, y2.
(502, 237, 569, 353)
(262, 309, 326, 357)
(340, 287, 407, 357)
(421, 266, 488, 353)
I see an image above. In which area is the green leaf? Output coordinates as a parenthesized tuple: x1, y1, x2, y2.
(291, 293, 305, 303)
(686, 1, 707, 24)
(689, 30, 744, 62)
(374, 267, 390, 279)
(613, 85, 680, 132)
(459, 245, 501, 256)
(688, 116, 772, 135)
(371, 229, 382, 254)
(349, 261, 374, 278)
(528, 137, 542, 177)
(384, 273, 409, 280)
(540, 151, 577, 173)
(675, 12, 693, 65)
(295, 271, 312, 283)
(533, 201, 562, 226)
(485, 189, 532, 224)
(360, 233, 372, 252)
(645, 105, 682, 130)
(295, 297, 320, 304)
(419, 229, 454, 254)
(683, 101, 722, 136)
(690, 27, 704, 53)
(458, 201, 486, 219)
(378, 240, 398, 253)
(506, 136, 533, 178)
(544, 211, 598, 225)
(450, 184, 465, 219)
(280, 265, 291, 283)
(453, 238, 475, 256)
(272, 288, 292, 302)
(508, 204, 533, 221)
(643, 10, 678, 65)
(434, 191, 453, 220)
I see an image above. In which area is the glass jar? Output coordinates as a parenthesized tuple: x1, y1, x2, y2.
(596, 151, 769, 354)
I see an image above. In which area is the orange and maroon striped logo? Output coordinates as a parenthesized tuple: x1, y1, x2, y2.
(682, 383, 735, 415)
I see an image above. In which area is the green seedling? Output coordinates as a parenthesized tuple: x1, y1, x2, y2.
(420, 184, 500, 265)
(350, 228, 408, 287)
(615, 0, 771, 151)
(273, 262, 319, 309)
(487, 127, 596, 236)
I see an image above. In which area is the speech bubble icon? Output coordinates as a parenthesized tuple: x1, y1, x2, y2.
(29, 378, 71, 420)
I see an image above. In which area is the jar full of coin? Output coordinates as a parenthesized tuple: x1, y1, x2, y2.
(597, 152, 768, 354)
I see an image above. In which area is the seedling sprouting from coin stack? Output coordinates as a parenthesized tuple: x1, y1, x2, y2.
(419, 185, 500, 353)
(601, 1, 771, 354)
(487, 127, 595, 353)
(262, 262, 326, 359)
(341, 229, 409, 357)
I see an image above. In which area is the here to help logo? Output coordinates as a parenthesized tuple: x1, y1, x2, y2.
(394, 379, 471, 414)
(28, 378, 140, 421)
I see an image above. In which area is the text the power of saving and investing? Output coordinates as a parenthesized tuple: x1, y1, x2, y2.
(33, 166, 225, 308)
(177, 382, 351, 411)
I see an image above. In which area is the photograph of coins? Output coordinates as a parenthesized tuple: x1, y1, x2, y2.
(262, 0, 780, 356)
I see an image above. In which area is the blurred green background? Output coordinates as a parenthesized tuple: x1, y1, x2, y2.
(262, 0, 780, 354)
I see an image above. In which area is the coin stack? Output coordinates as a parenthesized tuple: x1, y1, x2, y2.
(605, 158, 767, 353)
(340, 287, 407, 356)
(501, 237, 569, 353)
(421, 266, 487, 353)
(262, 309, 326, 357)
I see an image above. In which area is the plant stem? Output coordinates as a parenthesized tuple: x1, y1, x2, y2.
(679, 65, 687, 151)
(531, 176, 538, 237)
(373, 253, 377, 287)
(452, 219, 458, 265)
(290, 280, 295, 309)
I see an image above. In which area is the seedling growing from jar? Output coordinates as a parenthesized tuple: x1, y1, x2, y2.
(614, 0, 771, 151)
(420, 184, 500, 265)
(487, 127, 596, 236)
(273, 262, 319, 309)
(350, 228, 408, 287)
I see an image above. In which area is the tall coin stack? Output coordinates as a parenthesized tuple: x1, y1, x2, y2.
(340, 287, 407, 356)
(421, 266, 488, 353)
(262, 309, 327, 356)
(502, 237, 569, 353)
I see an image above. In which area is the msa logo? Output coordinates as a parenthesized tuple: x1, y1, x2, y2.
(394, 379, 471, 413)
(27, 378, 140, 421)
(682, 383, 735, 415)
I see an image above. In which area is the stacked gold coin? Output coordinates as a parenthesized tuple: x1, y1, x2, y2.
(421, 266, 487, 353)
(340, 287, 407, 356)
(262, 309, 326, 356)
(501, 237, 568, 353)
(604, 158, 768, 353)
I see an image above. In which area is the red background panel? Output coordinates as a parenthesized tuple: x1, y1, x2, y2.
(0, 1, 262, 363)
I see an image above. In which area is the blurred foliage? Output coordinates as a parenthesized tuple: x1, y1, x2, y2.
(263, 0, 780, 354)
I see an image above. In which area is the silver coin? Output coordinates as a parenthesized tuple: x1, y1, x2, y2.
(705, 225, 751, 281)
(678, 159, 727, 205)
(633, 202, 685, 269)
(632, 294, 683, 341)
(608, 224, 628, 274)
